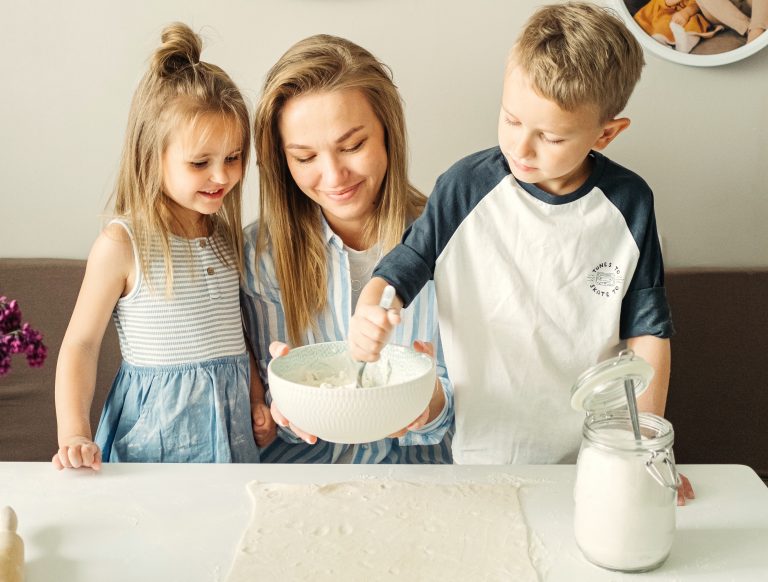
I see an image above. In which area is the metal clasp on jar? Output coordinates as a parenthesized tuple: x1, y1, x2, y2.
(644, 448, 681, 491)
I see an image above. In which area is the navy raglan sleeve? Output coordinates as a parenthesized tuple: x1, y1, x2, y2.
(373, 172, 456, 307)
(373, 148, 503, 308)
(609, 177, 675, 339)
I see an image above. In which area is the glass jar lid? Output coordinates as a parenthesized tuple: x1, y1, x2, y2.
(570, 349, 654, 413)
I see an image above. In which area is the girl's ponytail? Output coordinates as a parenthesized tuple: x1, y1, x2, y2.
(151, 22, 203, 78)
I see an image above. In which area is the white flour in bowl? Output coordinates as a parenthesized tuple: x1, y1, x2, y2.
(300, 353, 391, 389)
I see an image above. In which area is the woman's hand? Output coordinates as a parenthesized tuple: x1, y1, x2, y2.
(268, 341, 318, 445)
(52, 436, 102, 471)
(387, 407, 430, 438)
(387, 340, 445, 437)
(270, 402, 318, 445)
(268, 341, 291, 359)
(677, 472, 695, 506)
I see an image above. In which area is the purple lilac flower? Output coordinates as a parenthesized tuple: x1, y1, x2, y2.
(0, 338, 10, 375)
(0, 297, 22, 335)
(0, 297, 47, 376)
(22, 323, 48, 367)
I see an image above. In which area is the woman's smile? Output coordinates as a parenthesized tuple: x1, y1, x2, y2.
(279, 88, 388, 241)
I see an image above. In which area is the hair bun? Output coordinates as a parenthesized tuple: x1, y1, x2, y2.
(152, 22, 203, 77)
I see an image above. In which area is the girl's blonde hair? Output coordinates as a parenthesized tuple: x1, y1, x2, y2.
(512, 2, 644, 122)
(254, 34, 425, 346)
(113, 22, 250, 292)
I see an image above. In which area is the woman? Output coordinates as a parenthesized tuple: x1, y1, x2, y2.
(242, 35, 453, 464)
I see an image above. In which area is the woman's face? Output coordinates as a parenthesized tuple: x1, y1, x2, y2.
(279, 88, 388, 248)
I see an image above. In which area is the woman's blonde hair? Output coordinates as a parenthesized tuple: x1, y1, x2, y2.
(512, 2, 644, 122)
(113, 22, 250, 293)
(254, 34, 425, 345)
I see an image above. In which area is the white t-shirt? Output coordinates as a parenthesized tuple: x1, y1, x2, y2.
(345, 243, 381, 312)
(375, 148, 673, 464)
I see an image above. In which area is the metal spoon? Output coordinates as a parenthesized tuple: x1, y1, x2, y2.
(624, 378, 643, 442)
(356, 285, 396, 388)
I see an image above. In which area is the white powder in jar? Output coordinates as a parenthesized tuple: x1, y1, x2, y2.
(573, 429, 676, 571)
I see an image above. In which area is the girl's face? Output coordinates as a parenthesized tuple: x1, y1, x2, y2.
(162, 115, 243, 231)
(279, 88, 388, 249)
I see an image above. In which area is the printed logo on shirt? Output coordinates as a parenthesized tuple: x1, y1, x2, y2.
(586, 261, 625, 298)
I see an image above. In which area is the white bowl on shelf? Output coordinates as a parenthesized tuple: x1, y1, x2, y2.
(267, 341, 436, 444)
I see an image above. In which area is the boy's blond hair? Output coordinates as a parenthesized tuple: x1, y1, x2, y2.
(511, 2, 644, 122)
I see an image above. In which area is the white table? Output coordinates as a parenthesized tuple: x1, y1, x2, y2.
(1, 463, 766, 581)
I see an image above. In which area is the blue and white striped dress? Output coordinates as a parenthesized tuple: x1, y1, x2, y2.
(241, 217, 454, 464)
(94, 219, 260, 463)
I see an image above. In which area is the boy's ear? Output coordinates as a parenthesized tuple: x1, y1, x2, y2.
(593, 118, 630, 151)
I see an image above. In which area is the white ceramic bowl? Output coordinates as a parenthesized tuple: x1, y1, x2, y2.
(267, 341, 436, 444)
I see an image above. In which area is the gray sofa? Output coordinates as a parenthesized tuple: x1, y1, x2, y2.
(1, 259, 766, 484)
(0, 259, 120, 462)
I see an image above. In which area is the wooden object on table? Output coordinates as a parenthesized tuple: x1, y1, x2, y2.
(0, 506, 24, 582)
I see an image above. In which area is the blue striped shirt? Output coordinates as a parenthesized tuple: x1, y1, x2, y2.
(241, 217, 454, 464)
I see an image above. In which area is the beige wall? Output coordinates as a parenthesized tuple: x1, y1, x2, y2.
(2, 0, 766, 267)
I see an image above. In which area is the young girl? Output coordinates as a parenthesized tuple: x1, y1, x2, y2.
(53, 23, 262, 469)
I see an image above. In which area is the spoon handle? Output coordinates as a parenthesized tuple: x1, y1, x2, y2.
(624, 379, 643, 441)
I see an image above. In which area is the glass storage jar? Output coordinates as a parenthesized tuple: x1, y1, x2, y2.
(571, 350, 680, 572)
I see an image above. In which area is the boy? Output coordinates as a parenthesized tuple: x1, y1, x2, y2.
(349, 2, 674, 465)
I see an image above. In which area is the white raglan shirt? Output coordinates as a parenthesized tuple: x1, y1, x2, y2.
(375, 147, 673, 464)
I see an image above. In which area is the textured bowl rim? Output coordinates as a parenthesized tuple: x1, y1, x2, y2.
(267, 340, 435, 392)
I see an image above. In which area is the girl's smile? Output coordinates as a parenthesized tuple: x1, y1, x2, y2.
(198, 188, 226, 199)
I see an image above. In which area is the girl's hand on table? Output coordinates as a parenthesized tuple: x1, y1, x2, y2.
(52, 436, 102, 471)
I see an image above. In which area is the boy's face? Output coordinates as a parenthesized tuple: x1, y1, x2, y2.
(498, 65, 627, 196)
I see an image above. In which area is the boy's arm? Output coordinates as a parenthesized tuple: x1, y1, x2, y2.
(628, 335, 671, 416)
(629, 335, 694, 505)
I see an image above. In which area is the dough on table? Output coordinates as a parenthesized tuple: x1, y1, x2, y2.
(226, 480, 538, 582)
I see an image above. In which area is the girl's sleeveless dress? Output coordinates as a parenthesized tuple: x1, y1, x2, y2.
(94, 220, 259, 463)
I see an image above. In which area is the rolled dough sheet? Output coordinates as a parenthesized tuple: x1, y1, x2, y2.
(226, 480, 539, 581)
